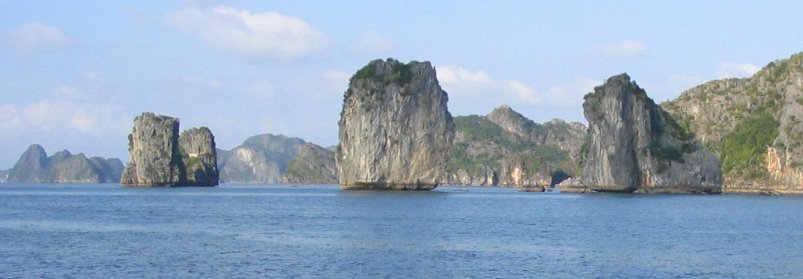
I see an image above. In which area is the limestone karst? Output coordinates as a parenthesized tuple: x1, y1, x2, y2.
(336, 58, 454, 190)
(572, 74, 722, 193)
(5, 144, 123, 183)
(121, 112, 218, 187)
(663, 53, 803, 194)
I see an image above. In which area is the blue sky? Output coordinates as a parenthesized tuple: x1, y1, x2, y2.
(1, 0, 801, 167)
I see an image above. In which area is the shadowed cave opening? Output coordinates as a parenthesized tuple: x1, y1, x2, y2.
(549, 170, 571, 187)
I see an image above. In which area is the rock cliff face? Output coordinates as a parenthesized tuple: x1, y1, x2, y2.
(576, 74, 721, 193)
(445, 106, 584, 189)
(179, 127, 218, 186)
(5, 144, 123, 183)
(121, 113, 183, 186)
(217, 134, 337, 184)
(121, 112, 218, 187)
(337, 58, 454, 190)
(662, 52, 803, 194)
(282, 143, 338, 184)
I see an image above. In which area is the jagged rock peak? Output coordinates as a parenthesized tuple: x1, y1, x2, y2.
(577, 73, 722, 193)
(337, 58, 454, 190)
(179, 127, 218, 186)
(487, 105, 531, 123)
(8, 144, 49, 183)
(121, 112, 183, 187)
(121, 112, 219, 187)
(489, 105, 515, 115)
(20, 144, 48, 164)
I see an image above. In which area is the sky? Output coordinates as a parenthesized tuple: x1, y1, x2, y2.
(1, 1, 802, 167)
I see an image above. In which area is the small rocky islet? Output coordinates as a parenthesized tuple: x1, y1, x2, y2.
(120, 112, 219, 187)
(336, 58, 454, 190)
(3, 53, 803, 194)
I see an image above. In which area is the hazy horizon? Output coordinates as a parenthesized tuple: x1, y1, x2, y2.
(2, 1, 802, 167)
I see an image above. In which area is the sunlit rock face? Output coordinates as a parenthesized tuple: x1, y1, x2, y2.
(121, 112, 218, 187)
(337, 58, 454, 190)
(179, 127, 218, 186)
(579, 74, 721, 193)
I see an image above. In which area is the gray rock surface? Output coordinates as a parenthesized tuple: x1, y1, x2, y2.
(337, 58, 454, 190)
(577, 74, 721, 193)
(7, 144, 49, 183)
(5, 144, 123, 183)
(179, 127, 218, 186)
(121, 112, 218, 187)
(282, 143, 337, 184)
(121, 113, 183, 186)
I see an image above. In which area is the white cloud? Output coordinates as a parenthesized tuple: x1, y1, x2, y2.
(352, 31, 394, 54)
(435, 64, 600, 122)
(716, 62, 760, 78)
(504, 80, 538, 104)
(600, 40, 648, 59)
(166, 6, 330, 61)
(436, 65, 538, 105)
(22, 99, 73, 132)
(437, 65, 491, 89)
(6, 22, 70, 54)
(2, 73, 129, 136)
(18, 97, 126, 135)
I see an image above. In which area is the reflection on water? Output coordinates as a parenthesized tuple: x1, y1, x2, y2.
(0, 183, 802, 278)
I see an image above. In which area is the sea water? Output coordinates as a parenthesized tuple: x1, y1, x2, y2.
(0, 184, 801, 278)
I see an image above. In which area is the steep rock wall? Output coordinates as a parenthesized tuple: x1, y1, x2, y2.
(337, 58, 454, 190)
(577, 74, 721, 193)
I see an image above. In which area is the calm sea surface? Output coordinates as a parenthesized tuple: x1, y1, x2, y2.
(0, 184, 801, 278)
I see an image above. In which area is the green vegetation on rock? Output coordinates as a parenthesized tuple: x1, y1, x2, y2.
(284, 157, 321, 181)
(446, 112, 576, 185)
(659, 52, 803, 191)
(453, 115, 511, 145)
(720, 112, 779, 176)
(351, 58, 416, 86)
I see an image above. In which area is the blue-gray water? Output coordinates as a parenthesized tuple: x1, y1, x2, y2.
(0, 184, 801, 278)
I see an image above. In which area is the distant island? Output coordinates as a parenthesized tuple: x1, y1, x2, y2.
(217, 134, 336, 184)
(1, 144, 123, 184)
(120, 112, 219, 187)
